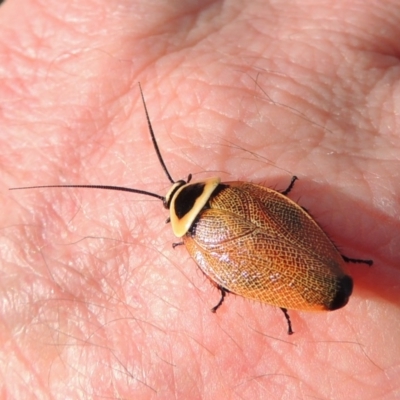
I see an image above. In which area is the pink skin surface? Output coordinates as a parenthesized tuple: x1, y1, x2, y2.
(1, 0, 399, 398)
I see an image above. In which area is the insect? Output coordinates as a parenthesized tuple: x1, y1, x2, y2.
(10, 84, 373, 334)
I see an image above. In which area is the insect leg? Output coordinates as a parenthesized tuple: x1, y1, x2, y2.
(211, 286, 228, 313)
(342, 255, 373, 266)
(280, 308, 294, 335)
(281, 176, 298, 196)
(172, 242, 184, 249)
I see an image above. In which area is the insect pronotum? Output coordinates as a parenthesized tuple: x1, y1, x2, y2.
(10, 84, 373, 335)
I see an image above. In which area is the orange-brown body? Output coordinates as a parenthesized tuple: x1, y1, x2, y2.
(183, 181, 351, 311)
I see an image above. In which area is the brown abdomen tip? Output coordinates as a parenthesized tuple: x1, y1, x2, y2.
(328, 275, 354, 310)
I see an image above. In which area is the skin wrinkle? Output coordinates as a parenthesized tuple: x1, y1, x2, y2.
(1, 0, 400, 399)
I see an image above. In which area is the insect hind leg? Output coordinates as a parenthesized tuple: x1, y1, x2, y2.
(342, 255, 373, 266)
(280, 307, 294, 335)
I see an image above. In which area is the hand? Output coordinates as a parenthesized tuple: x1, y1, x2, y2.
(1, 0, 398, 398)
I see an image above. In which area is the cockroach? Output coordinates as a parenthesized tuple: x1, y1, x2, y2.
(10, 84, 373, 334)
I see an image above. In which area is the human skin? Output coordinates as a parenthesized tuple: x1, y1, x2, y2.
(1, 0, 400, 398)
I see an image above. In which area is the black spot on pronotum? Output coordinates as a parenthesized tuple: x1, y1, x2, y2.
(174, 183, 206, 219)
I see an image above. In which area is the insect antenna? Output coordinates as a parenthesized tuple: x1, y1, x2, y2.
(9, 83, 175, 201)
(138, 82, 175, 184)
(9, 183, 164, 200)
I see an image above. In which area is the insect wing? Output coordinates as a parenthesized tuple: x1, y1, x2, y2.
(183, 182, 349, 311)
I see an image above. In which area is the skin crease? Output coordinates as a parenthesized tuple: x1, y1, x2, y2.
(1, 0, 400, 398)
